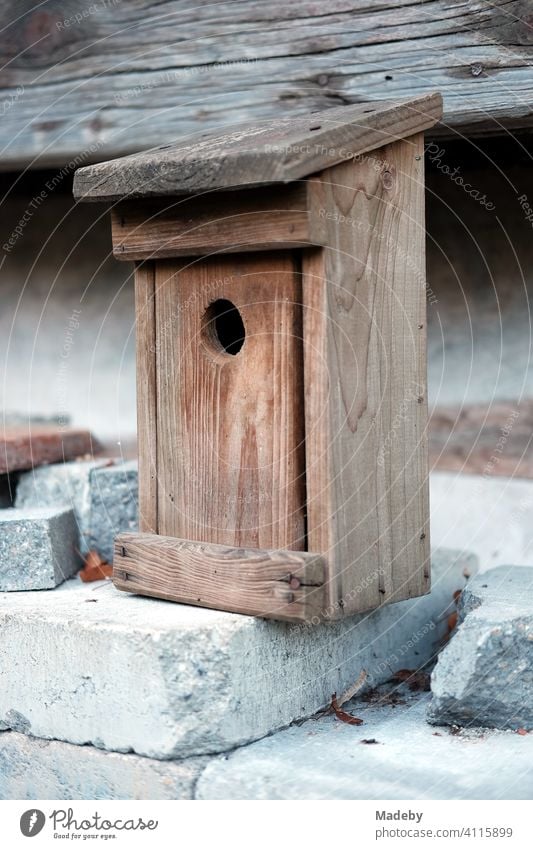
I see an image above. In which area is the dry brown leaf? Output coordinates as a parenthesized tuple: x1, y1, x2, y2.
(447, 611, 458, 633)
(331, 695, 364, 726)
(79, 550, 113, 583)
(391, 669, 430, 691)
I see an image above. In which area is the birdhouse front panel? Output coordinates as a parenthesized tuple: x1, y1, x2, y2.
(153, 252, 306, 552)
(74, 93, 442, 622)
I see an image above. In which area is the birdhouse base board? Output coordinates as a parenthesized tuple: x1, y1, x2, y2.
(113, 533, 327, 623)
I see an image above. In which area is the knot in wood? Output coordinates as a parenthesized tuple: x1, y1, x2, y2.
(382, 170, 394, 190)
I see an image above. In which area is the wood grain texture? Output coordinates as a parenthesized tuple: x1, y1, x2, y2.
(134, 262, 158, 533)
(303, 133, 430, 616)
(2, 0, 530, 170)
(111, 185, 326, 260)
(0, 426, 97, 474)
(113, 532, 326, 622)
(155, 252, 306, 550)
(74, 94, 441, 200)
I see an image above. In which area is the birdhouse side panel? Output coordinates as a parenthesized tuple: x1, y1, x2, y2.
(303, 133, 430, 617)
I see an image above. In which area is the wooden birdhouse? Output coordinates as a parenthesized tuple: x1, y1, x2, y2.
(74, 92, 442, 623)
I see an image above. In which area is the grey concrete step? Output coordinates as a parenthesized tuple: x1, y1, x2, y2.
(0, 731, 207, 800)
(0, 548, 474, 759)
(197, 688, 533, 800)
(2, 683, 530, 800)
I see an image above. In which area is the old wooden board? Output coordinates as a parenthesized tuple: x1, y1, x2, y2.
(113, 532, 326, 622)
(0, 426, 97, 474)
(302, 133, 430, 616)
(111, 185, 325, 260)
(429, 401, 533, 478)
(1, 1, 531, 169)
(74, 94, 441, 200)
(154, 251, 306, 551)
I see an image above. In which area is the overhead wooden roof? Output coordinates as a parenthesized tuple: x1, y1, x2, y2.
(0, 1, 530, 172)
(74, 93, 442, 201)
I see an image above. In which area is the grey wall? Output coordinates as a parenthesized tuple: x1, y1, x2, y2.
(426, 136, 533, 410)
(0, 178, 135, 441)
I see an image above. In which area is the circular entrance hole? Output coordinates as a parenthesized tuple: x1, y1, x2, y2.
(202, 299, 245, 356)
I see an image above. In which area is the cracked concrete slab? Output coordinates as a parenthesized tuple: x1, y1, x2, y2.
(0, 731, 208, 800)
(428, 565, 533, 731)
(196, 689, 533, 800)
(0, 548, 474, 759)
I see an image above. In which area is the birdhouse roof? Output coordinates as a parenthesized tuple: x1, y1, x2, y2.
(74, 92, 442, 202)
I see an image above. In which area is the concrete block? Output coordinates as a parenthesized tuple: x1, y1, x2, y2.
(0, 507, 79, 591)
(16, 460, 107, 555)
(428, 565, 533, 730)
(0, 731, 208, 800)
(16, 459, 138, 561)
(88, 460, 138, 563)
(197, 689, 533, 800)
(0, 548, 475, 759)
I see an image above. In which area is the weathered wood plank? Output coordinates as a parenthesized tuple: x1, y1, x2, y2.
(134, 262, 158, 533)
(0, 426, 97, 474)
(113, 532, 327, 621)
(74, 94, 441, 200)
(1, 1, 530, 169)
(111, 185, 325, 259)
(303, 133, 430, 617)
(429, 401, 533, 478)
(154, 252, 307, 551)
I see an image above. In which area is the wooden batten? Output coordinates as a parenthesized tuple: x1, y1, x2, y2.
(111, 185, 326, 260)
(134, 262, 158, 534)
(114, 533, 327, 623)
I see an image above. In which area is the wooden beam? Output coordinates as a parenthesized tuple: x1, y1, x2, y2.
(0, 0, 530, 170)
(0, 426, 97, 475)
(111, 185, 325, 259)
(429, 401, 533, 478)
(113, 532, 327, 622)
